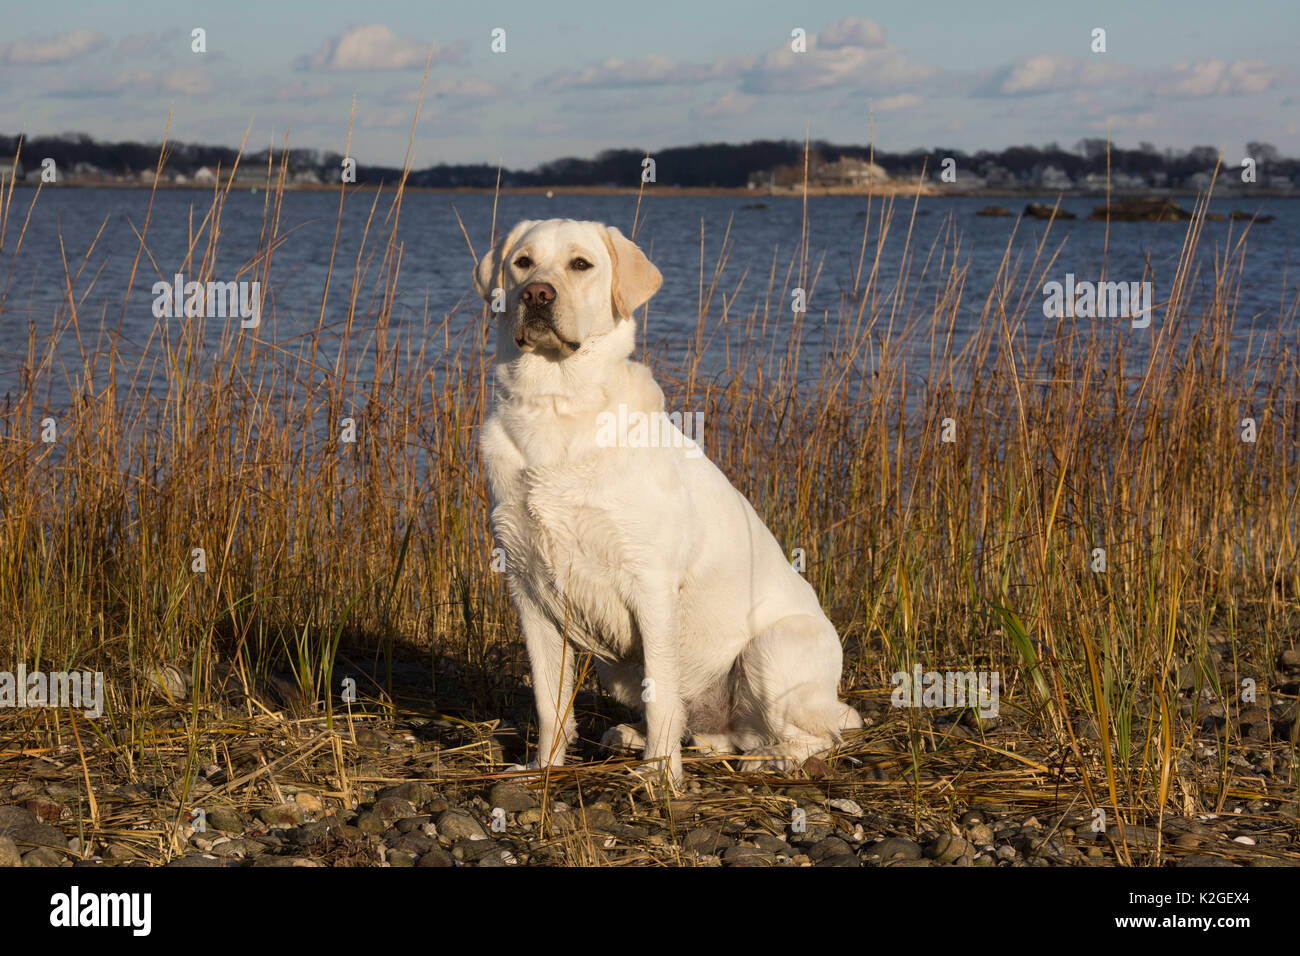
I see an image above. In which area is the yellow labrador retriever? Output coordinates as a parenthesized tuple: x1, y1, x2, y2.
(474, 218, 861, 781)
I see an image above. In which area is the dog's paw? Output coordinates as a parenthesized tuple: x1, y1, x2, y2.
(689, 731, 736, 755)
(600, 723, 647, 753)
(625, 758, 683, 790)
(504, 759, 546, 782)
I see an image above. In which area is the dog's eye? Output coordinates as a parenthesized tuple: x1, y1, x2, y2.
(570, 257, 592, 271)
(513, 256, 533, 269)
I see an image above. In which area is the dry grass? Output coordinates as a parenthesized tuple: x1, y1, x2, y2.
(0, 125, 1297, 865)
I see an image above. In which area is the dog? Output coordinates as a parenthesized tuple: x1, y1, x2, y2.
(474, 218, 862, 781)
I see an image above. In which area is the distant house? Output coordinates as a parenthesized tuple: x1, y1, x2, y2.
(816, 156, 890, 186)
(193, 166, 217, 185)
(938, 166, 985, 188)
(1036, 165, 1074, 190)
(291, 168, 322, 186)
(980, 163, 1017, 187)
(1185, 172, 1213, 190)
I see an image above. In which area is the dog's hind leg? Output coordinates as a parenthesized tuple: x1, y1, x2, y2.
(730, 614, 862, 769)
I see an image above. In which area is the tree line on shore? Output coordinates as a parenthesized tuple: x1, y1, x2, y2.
(1, 132, 1294, 190)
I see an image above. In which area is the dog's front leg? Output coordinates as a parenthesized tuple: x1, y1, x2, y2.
(635, 599, 685, 782)
(516, 596, 577, 768)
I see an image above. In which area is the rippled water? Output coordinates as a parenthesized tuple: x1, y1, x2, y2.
(1, 188, 1295, 405)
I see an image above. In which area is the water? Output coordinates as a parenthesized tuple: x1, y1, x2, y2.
(1, 188, 1296, 406)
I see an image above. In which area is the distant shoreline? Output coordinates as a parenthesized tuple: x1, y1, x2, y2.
(5, 181, 1298, 200)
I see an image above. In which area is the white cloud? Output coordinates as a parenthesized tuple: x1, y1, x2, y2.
(159, 67, 213, 96)
(45, 66, 212, 98)
(0, 29, 106, 65)
(991, 54, 1121, 95)
(697, 90, 759, 117)
(305, 25, 458, 72)
(736, 43, 934, 94)
(816, 17, 887, 51)
(544, 54, 712, 90)
(1151, 59, 1288, 97)
(872, 92, 922, 112)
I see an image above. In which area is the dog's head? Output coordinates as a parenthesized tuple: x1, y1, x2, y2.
(473, 219, 662, 357)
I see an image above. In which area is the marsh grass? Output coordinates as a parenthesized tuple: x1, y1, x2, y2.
(0, 123, 1297, 864)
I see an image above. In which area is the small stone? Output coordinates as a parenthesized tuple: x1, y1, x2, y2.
(437, 809, 488, 842)
(454, 838, 503, 862)
(0, 806, 39, 832)
(924, 833, 972, 863)
(387, 849, 417, 867)
(354, 812, 386, 835)
(417, 848, 456, 867)
(817, 853, 861, 867)
(21, 846, 63, 867)
(372, 797, 416, 826)
(489, 782, 537, 813)
(7, 822, 67, 850)
(206, 808, 246, 833)
(395, 816, 433, 834)
(722, 845, 773, 866)
(294, 792, 323, 814)
(393, 833, 435, 855)
(682, 828, 733, 855)
(809, 837, 854, 862)
(869, 837, 922, 861)
(751, 833, 789, 854)
(378, 782, 437, 807)
(0, 837, 21, 867)
(826, 798, 863, 816)
(258, 802, 306, 827)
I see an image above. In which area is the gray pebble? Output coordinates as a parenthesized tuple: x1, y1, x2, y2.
(869, 837, 923, 861)
(722, 845, 773, 866)
(258, 802, 306, 827)
(489, 782, 537, 813)
(682, 828, 733, 855)
(0, 836, 21, 867)
(924, 834, 972, 863)
(437, 809, 488, 843)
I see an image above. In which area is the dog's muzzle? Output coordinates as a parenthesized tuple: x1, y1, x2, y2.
(516, 308, 580, 354)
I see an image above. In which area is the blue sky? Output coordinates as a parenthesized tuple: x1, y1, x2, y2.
(1, 0, 1296, 168)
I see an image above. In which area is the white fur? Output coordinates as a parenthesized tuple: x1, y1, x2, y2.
(475, 219, 862, 782)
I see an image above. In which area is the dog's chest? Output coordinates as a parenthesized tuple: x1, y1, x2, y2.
(486, 442, 638, 658)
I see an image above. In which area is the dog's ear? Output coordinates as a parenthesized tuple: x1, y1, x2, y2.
(603, 226, 662, 318)
(473, 220, 538, 304)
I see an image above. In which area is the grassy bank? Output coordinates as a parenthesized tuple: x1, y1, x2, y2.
(0, 139, 1297, 865)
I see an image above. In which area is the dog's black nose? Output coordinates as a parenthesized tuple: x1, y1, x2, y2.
(521, 282, 556, 306)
